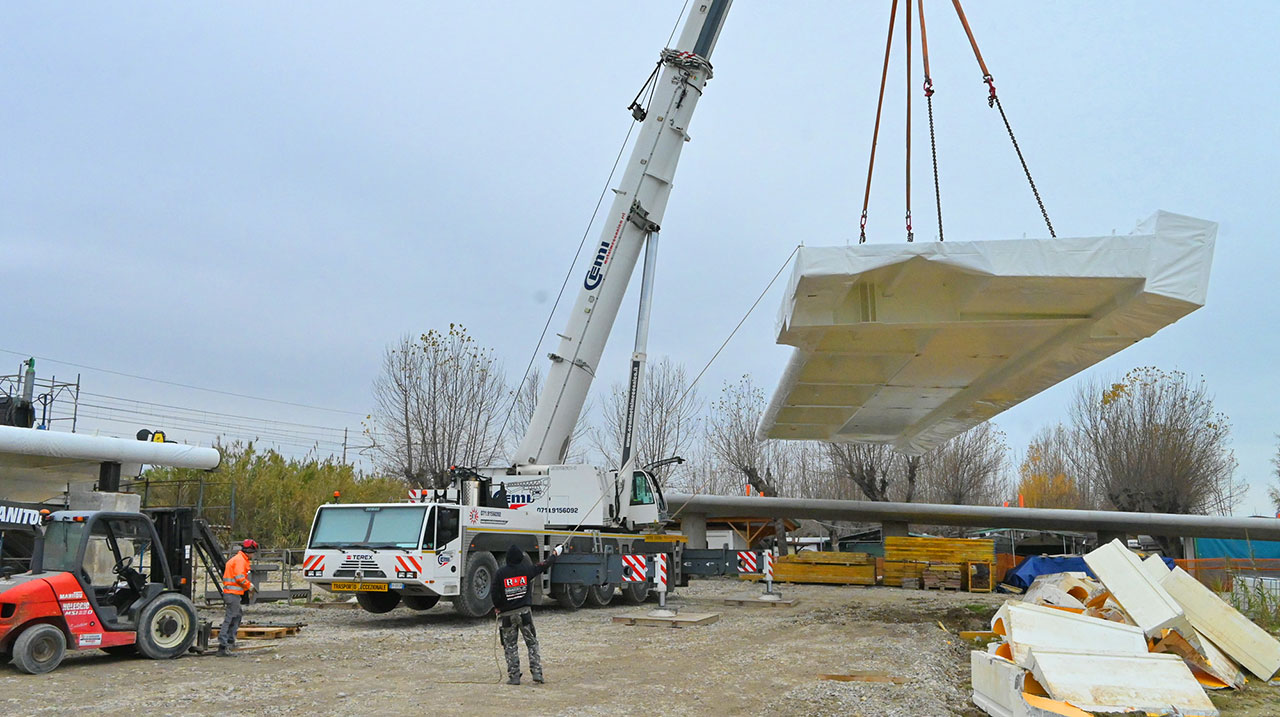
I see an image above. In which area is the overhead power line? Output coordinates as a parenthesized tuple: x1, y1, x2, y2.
(82, 392, 351, 436)
(0, 348, 363, 416)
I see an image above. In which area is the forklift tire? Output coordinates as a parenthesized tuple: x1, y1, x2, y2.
(12, 624, 67, 674)
(136, 594, 198, 660)
(551, 583, 587, 610)
(401, 594, 440, 611)
(453, 552, 498, 618)
(619, 582, 649, 605)
(355, 590, 402, 614)
(584, 583, 615, 607)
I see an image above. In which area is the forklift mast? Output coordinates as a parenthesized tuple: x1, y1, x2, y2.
(141, 507, 227, 600)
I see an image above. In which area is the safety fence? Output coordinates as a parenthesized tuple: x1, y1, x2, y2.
(196, 547, 312, 606)
(1173, 558, 1280, 592)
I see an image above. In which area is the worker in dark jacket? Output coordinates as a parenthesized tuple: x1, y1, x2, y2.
(491, 543, 562, 685)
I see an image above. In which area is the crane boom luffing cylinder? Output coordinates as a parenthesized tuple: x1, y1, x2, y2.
(513, 0, 732, 466)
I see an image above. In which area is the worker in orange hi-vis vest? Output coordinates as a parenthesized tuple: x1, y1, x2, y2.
(218, 539, 259, 656)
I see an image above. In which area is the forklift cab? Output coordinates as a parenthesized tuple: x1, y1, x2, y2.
(37, 512, 174, 629)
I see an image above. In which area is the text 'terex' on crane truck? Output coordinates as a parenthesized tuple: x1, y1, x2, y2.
(299, 1, 765, 618)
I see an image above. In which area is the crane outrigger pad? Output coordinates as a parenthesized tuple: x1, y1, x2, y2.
(757, 211, 1215, 455)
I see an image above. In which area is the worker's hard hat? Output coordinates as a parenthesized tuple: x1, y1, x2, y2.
(242, 539, 259, 553)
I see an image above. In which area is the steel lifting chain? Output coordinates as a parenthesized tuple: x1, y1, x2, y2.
(988, 77, 1055, 237)
(919, 0, 943, 241)
(951, 0, 1055, 238)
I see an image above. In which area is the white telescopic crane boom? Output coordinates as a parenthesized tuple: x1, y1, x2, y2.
(514, 1, 733, 465)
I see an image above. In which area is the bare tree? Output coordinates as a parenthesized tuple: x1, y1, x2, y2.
(368, 325, 507, 488)
(1268, 437, 1280, 514)
(1016, 423, 1095, 509)
(918, 422, 1009, 506)
(825, 443, 920, 503)
(592, 357, 702, 487)
(668, 445, 743, 496)
(705, 375, 780, 496)
(1071, 367, 1242, 554)
(507, 365, 591, 464)
(704, 375, 793, 552)
(370, 335, 424, 480)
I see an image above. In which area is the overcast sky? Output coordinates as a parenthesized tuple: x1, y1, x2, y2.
(5, 2, 1278, 515)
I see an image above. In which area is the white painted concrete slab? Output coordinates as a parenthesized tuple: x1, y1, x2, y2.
(992, 600, 1146, 668)
(1160, 565, 1280, 680)
(1020, 581, 1085, 611)
(1142, 553, 1173, 581)
(970, 651, 1095, 717)
(1084, 539, 1198, 645)
(971, 651, 1021, 717)
(1028, 649, 1218, 716)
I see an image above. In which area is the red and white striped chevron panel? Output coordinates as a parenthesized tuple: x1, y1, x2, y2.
(654, 553, 668, 593)
(395, 555, 422, 573)
(302, 553, 326, 577)
(622, 554, 647, 582)
(762, 549, 775, 581)
(737, 551, 757, 573)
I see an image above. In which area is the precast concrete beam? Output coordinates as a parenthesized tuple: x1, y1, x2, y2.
(665, 494, 1280, 541)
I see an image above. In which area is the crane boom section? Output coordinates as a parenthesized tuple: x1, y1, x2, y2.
(514, 1, 732, 465)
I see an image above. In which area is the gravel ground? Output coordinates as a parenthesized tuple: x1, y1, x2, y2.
(2, 580, 1008, 716)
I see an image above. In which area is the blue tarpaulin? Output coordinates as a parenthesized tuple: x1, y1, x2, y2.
(1001, 554, 1176, 592)
(1192, 537, 1280, 561)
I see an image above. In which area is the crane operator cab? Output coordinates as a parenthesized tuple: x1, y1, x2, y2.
(626, 469, 666, 528)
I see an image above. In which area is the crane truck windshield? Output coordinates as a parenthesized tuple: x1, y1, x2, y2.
(309, 505, 429, 550)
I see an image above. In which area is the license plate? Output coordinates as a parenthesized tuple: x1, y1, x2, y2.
(330, 582, 388, 592)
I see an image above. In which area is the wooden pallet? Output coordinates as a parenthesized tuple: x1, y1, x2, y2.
(884, 560, 927, 586)
(612, 612, 719, 628)
(723, 597, 799, 608)
(922, 562, 962, 590)
(210, 624, 303, 640)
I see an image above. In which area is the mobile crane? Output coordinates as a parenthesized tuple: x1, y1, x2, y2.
(300, 1, 763, 617)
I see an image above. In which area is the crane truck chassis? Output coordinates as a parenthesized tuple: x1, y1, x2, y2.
(303, 470, 769, 617)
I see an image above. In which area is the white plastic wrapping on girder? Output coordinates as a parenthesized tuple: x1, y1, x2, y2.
(757, 211, 1216, 454)
(0, 425, 220, 469)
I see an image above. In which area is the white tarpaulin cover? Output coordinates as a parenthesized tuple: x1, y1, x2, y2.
(0, 425, 221, 502)
(758, 211, 1216, 454)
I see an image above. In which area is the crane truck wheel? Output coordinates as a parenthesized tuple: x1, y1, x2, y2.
(584, 583, 615, 607)
(11, 623, 67, 674)
(355, 590, 402, 614)
(401, 594, 440, 611)
(618, 582, 649, 605)
(551, 583, 587, 610)
(453, 552, 498, 618)
(136, 593, 199, 659)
